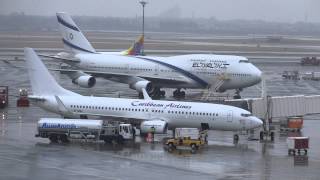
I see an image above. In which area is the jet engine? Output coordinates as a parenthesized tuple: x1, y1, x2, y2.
(72, 75, 96, 88)
(129, 80, 154, 94)
(140, 120, 168, 134)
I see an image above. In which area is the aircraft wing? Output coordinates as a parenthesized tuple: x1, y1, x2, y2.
(38, 54, 80, 63)
(51, 68, 189, 85)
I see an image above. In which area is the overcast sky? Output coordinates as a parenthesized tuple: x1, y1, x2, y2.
(1, 0, 320, 23)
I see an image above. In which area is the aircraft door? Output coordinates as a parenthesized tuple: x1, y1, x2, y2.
(124, 64, 129, 73)
(226, 110, 233, 122)
(154, 64, 159, 76)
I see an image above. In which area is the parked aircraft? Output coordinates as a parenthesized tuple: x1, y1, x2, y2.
(25, 48, 262, 137)
(44, 12, 262, 99)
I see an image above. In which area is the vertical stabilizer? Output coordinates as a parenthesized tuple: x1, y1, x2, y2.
(122, 35, 144, 55)
(56, 12, 96, 54)
(24, 48, 75, 96)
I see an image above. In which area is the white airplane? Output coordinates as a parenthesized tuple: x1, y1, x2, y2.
(25, 48, 263, 137)
(43, 12, 262, 99)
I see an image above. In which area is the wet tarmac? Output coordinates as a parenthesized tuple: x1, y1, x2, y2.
(1, 32, 320, 179)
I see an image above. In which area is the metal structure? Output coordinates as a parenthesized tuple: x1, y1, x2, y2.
(139, 1, 147, 55)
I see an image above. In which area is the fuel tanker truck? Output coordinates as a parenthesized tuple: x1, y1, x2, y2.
(35, 118, 134, 143)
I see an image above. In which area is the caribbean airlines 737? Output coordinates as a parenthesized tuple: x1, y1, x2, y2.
(25, 48, 262, 136)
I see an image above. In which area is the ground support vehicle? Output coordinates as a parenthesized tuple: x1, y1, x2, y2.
(165, 128, 207, 153)
(287, 137, 309, 155)
(35, 118, 133, 144)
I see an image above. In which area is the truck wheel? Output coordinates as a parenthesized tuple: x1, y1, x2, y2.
(233, 134, 239, 142)
(60, 135, 69, 143)
(49, 135, 58, 143)
(260, 131, 264, 140)
(270, 132, 275, 141)
(104, 137, 112, 143)
(117, 136, 124, 144)
(292, 150, 296, 156)
(168, 142, 175, 149)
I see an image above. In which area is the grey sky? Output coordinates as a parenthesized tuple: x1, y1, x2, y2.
(1, 0, 320, 23)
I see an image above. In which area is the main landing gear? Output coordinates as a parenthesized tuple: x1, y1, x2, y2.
(173, 89, 186, 99)
(233, 88, 242, 99)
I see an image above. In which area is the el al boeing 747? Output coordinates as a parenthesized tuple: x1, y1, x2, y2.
(43, 12, 262, 99)
(25, 48, 262, 137)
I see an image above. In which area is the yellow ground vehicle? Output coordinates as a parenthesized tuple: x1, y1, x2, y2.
(165, 128, 207, 153)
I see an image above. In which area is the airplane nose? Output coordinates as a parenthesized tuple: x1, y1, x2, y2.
(252, 66, 262, 84)
(250, 117, 263, 129)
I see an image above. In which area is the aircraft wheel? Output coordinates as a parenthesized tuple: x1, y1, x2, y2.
(160, 90, 166, 97)
(233, 134, 239, 142)
(49, 135, 58, 143)
(173, 89, 179, 98)
(180, 91, 186, 98)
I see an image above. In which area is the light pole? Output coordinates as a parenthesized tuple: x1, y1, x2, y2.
(139, 1, 147, 55)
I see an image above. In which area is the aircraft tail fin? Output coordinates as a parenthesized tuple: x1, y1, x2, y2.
(24, 48, 75, 96)
(56, 12, 96, 54)
(121, 35, 144, 55)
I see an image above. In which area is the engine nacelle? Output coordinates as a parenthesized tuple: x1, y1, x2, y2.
(129, 81, 153, 93)
(72, 75, 96, 88)
(140, 120, 168, 134)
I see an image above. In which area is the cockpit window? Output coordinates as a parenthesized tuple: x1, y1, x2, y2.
(241, 113, 252, 117)
(239, 60, 249, 63)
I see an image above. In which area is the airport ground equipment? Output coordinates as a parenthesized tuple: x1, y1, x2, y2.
(300, 56, 320, 66)
(280, 116, 303, 132)
(301, 71, 320, 81)
(165, 128, 207, 153)
(0, 86, 8, 108)
(287, 137, 309, 155)
(35, 118, 133, 143)
(282, 71, 300, 80)
(17, 88, 29, 107)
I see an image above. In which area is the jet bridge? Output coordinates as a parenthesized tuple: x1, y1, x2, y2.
(227, 95, 320, 120)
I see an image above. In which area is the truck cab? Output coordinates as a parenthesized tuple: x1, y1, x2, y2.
(101, 123, 133, 143)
